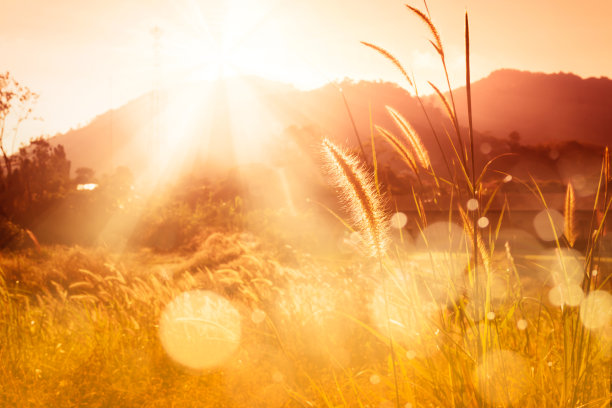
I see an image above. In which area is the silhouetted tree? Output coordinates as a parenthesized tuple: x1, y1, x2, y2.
(508, 130, 521, 151)
(0, 72, 38, 178)
(0, 138, 71, 226)
(74, 167, 95, 184)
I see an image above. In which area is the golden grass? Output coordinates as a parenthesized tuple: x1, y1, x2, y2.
(385, 106, 431, 169)
(564, 181, 577, 247)
(428, 81, 455, 127)
(322, 138, 389, 257)
(0, 4, 610, 408)
(459, 206, 491, 272)
(406, 5, 443, 56)
(360, 42, 414, 88)
(375, 125, 417, 172)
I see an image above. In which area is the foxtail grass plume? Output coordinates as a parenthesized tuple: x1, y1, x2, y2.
(428, 81, 455, 124)
(386, 106, 431, 169)
(564, 182, 577, 247)
(375, 125, 417, 172)
(361, 42, 413, 87)
(459, 207, 490, 271)
(406, 5, 443, 56)
(322, 138, 389, 257)
(604, 146, 610, 195)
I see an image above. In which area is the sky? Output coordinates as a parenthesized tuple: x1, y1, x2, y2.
(2, 0, 611, 152)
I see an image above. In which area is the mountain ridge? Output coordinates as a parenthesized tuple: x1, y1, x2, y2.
(44, 69, 611, 180)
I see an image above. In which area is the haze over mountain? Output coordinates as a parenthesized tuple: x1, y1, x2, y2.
(448, 69, 612, 146)
(46, 69, 611, 182)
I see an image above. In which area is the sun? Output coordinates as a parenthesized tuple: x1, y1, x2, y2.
(130, 0, 324, 184)
(156, 0, 292, 84)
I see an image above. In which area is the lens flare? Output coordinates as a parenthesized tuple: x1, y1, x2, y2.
(548, 283, 584, 307)
(475, 350, 531, 406)
(598, 326, 612, 361)
(480, 142, 492, 154)
(159, 290, 241, 370)
(276, 281, 349, 361)
(477, 216, 489, 228)
(580, 290, 612, 330)
(416, 221, 467, 252)
(548, 248, 584, 286)
(465, 272, 509, 321)
(251, 308, 266, 324)
(466, 199, 479, 211)
(272, 371, 284, 383)
(370, 268, 448, 356)
(533, 209, 564, 241)
(497, 228, 543, 254)
(390, 212, 408, 229)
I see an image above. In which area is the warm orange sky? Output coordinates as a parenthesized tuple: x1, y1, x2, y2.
(2, 0, 611, 152)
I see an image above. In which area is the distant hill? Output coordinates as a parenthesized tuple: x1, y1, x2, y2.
(48, 76, 426, 181)
(447, 69, 612, 146)
(45, 70, 610, 186)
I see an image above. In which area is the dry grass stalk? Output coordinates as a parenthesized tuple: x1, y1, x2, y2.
(564, 181, 577, 247)
(375, 125, 417, 171)
(385, 105, 431, 168)
(604, 146, 610, 199)
(360, 42, 413, 87)
(322, 138, 389, 257)
(428, 81, 455, 125)
(406, 5, 443, 56)
(459, 207, 490, 271)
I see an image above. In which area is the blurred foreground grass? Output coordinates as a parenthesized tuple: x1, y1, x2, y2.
(1, 225, 610, 407)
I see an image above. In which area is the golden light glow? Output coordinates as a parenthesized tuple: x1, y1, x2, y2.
(466, 272, 509, 321)
(159, 290, 241, 370)
(76, 183, 98, 191)
(475, 350, 531, 406)
(548, 283, 584, 307)
(580, 291, 612, 330)
(390, 212, 408, 229)
(533, 209, 565, 242)
(548, 248, 584, 286)
(157, 0, 289, 84)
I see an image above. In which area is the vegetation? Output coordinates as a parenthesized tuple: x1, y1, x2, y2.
(1, 4, 611, 408)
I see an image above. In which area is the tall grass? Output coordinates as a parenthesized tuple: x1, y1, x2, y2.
(338, 3, 612, 407)
(0, 4, 610, 408)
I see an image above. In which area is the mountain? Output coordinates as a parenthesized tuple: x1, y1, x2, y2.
(46, 70, 611, 185)
(49, 76, 426, 182)
(447, 69, 612, 146)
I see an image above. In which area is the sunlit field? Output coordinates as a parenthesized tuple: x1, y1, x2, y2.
(1, 3, 612, 408)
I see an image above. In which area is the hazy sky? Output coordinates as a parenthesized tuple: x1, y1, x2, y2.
(2, 0, 611, 151)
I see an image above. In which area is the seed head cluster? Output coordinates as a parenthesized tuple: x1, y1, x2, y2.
(321, 138, 389, 257)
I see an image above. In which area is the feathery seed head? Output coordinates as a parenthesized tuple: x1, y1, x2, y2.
(386, 106, 431, 169)
(361, 42, 414, 88)
(406, 5, 443, 56)
(321, 138, 390, 257)
(428, 81, 455, 123)
(564, 182, 577, 247)
(459, 207, 490, 271)
(375, 125, 417, 171)
(604, 146, 610, 182)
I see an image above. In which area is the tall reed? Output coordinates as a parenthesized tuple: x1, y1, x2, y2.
(336, 2, 612, 407)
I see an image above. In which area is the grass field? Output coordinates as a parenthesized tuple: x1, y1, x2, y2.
(1, 4, 611, 408)
(0, 205, 610, 407)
